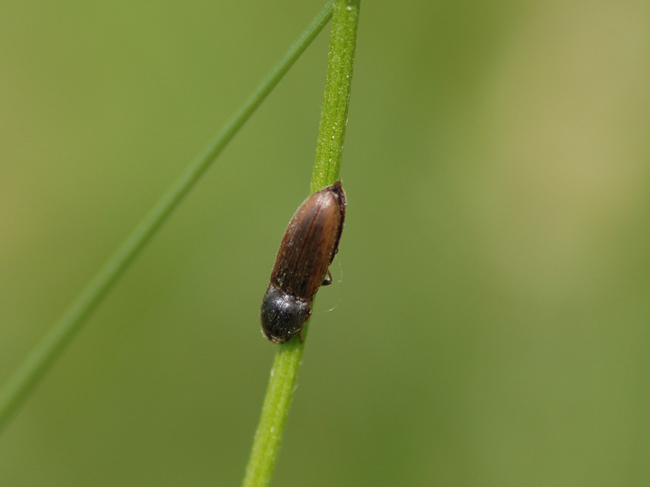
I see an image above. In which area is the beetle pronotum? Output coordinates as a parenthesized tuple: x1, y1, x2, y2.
(260, 181, 346, 344)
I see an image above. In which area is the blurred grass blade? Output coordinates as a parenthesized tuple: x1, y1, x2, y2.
(0, 1, 335, 433)
(243, 1, 360, 486)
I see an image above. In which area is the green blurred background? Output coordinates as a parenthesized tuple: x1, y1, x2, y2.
(2, 1, 650, 485)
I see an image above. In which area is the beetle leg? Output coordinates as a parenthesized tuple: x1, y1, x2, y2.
(322, 270, 333, 286)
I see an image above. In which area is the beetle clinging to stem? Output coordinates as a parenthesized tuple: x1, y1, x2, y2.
(260, 181, 346, 344)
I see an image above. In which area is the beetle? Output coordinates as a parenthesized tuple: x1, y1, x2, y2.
(260, 181, 346, 344)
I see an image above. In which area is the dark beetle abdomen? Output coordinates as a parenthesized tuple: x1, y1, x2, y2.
(261, 286, 311, 344)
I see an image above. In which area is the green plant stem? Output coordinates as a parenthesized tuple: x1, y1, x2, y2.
(243, 2, 360, 486)
(311, 0, 361, 193)
(0, 1, 334, 434)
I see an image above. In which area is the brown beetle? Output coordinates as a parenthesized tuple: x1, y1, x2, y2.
(261, 181, 346, 343)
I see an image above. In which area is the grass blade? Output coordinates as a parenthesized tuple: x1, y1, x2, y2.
(243, 1, 361, 486)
